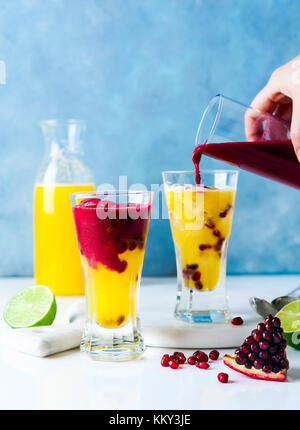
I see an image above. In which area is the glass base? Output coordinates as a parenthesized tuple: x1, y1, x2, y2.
(80, 320, 145, 362)
(175, 309, 229, 324)
(80, 341, 145, 362)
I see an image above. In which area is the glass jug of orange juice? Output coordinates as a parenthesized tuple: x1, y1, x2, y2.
(34, 119, 95, 295)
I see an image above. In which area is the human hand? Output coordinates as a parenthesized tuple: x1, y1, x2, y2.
(246, 55, 300, 161)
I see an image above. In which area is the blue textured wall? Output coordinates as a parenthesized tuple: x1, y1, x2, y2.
(1, 0, 300, 276)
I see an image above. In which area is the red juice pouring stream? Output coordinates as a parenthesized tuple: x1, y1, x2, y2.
(192, 139, 300, 190)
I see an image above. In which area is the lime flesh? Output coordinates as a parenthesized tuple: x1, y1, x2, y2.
(276, 300, 300, 350)
(3, 285, 57, 329)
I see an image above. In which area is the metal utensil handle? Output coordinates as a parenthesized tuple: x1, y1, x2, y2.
(287, 286, 300, 297)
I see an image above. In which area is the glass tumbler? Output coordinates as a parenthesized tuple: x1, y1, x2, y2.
(163, 170, 238, 323)
(71, 191, 152, 361)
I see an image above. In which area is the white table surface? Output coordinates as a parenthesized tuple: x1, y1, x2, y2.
(0, 275, 300, 410)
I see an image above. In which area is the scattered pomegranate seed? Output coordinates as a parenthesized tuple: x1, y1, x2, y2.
(218, 372, 229, 383)
(231, 316, 244, 326)
(161, 354, 170, 367)
(169, 358, 179, 369)
(195, 352, 208, 362)
(187, 356, 196, 365)
(209, 350, 220, 360)
(177, 354, 186, 364)
(196, 361, 210, 369)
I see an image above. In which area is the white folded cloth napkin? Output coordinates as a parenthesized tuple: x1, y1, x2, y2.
(0, 298, 86, 357)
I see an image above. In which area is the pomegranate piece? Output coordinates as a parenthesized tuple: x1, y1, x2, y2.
(231, 316, 244, 326)
(224, 314, 288, 381)
(196, 361, 210, 369)
(209, 350, 220, 360)
(218, 372, 229, 383)
(224, 355, 286, 381)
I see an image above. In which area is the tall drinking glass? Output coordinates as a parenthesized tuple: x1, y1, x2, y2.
(71, 191, 152, 361)
(162, 170, 238, 323)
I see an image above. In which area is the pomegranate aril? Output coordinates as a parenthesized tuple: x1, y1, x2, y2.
(161, 354, 170, 367)
(240, 345, 250, 355)
(264, 314, 273, 325)
(199, 244, 212, 251)
(254, 359, 263, 369)
(265, 323, 274, 333)
(272, 354, 281, 364)
(248, 352, 256, 362)
(245, 361, 252, 369)
(196, 361, 210, 369)
(177, 354, 186, 364)
(231, 316, 244, 326)
(209, 350, 220, 360)
(269, 345, 278, 354)
(252, 329, 262, 342)
(262, 364, 272, 374)
(245, 336, 254, 345)
(187, 356, 196, 365)
(257, 323, 265, 333)
(262, 331, 272, 341)
(272, 365, 281, 373)
(236, 352, 247, 365)
(259, 350, 269, 360)
(251, 342, 259, 353)
(218, 372, 228, 383)
(192, 271, 201, 282)
(259, 340, 270, 351)
(272, 317, 281, 328)
(280, 338, 287, 348)
(195, 352, 208, 362)
(280, 358, 289, 369)
(272, 333, 282, 344)
(169, 358, 179, 369)
(187, 264, 198, 270)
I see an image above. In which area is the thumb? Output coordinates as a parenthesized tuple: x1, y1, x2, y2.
(291, 95, 300, 162)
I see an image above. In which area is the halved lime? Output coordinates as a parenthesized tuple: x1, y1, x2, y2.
(276, 300, 300, 350)
(3, 285, 57, 329)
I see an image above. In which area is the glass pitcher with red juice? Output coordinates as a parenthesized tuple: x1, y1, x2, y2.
(192, 95, 300, 189)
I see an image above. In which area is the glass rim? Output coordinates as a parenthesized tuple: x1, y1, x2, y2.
(195, 93, 290, 147)
(162, 169, 239, 175)
(37, 119, 87, 127)
(70, 190, 153, 198)
(195, 94, 224, 146)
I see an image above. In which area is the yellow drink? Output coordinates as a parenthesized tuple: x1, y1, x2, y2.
(82, 246, 146, 328)
(34, 183, 95, 295)
(165, 185, 236, 291)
